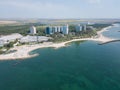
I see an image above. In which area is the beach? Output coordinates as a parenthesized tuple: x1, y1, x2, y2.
(0, 26, 116, 60)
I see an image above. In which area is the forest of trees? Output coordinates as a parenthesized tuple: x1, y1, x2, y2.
(0, 23, 46, 36)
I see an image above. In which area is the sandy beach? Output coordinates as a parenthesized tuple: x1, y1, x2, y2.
(0, 26, 116, 60)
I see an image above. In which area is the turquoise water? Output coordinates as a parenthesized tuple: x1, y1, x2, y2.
(0, 25, 120, 90)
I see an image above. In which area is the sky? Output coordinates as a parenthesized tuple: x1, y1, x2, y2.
(0, 0, 120, 19)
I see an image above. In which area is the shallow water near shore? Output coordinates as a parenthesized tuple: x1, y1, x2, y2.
(0, 41, 120, 90)
(103, 24, 120, 39)
(0, 25, 120, 90)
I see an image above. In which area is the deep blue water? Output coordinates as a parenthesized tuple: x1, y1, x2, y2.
(0, 24, 120, 90)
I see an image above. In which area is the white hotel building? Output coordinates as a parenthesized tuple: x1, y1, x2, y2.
(30, 26, 37, 35)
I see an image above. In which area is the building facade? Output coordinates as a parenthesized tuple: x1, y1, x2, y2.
(62, 24, 69, 34)
(30, 26, 37, 35)
(83, 25, 87, 31)
(45, 26, 53, 34)
(75, 24, 83, 32)
(20, 35, 51, 43)
(0, 33, 23, 46)
(45, 25, 69, 35)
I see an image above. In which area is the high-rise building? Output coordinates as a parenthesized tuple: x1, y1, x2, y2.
(57, 26, 61, 32)
(75, 24, 82, 32)
(45, 24, 69, 35)
(52, 27, 55, 33)
(60, 26, 63, 32)
(52, 26, 61, 33)
(30, 26, 37, 35)
(45, 26, 53, 34)
(62, 24, 69, 34)
(54, 26, 58, 33)
(83, 25, 87, 31)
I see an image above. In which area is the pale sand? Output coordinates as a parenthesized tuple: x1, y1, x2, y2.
(0, 26, 117, 60)
(0, 21, 17, 25)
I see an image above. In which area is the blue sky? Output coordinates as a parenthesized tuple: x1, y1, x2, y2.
(0, 0, 120, 18)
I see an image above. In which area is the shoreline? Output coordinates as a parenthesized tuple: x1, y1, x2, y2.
(0, 25, 116, 60)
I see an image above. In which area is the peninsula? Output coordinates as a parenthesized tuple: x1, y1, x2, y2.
(0, 24, 117, 60)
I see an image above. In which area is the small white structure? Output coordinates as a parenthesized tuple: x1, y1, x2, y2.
(88, 22, 94, 25)
(20, 35, 51, 43)
(30, 26, 37, 35)
(0, 33, 23, 45)
(0, 40, 4, 47)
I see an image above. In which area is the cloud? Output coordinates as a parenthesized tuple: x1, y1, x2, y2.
(0, 0, 67, 10)
(87, 0, 101, 4)
(0, 0, 70, 18)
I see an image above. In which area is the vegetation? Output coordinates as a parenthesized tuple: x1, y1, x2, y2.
(0, 23, 112, 54)
(49, 30, 96, 43)
(4, 42, 14, 49)
(36, 26, 46, 36)
(48, 23, 112, 43)
(90, 24, 112, 31)
(0, 47, 4, 54)
(0, 23, 112, 43)
(0, 50, 4, 54)
(69, 25, 76, 32)
(48, 24, 96, 42)
(0, 25, 29, 35)
(49, 33, 73, 43)
(0, 23, 46, 36)
(75, 30, 97, 38)
(0, 39, 19, 54)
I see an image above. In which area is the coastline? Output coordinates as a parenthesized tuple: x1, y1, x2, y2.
(0, 26, 116, 60)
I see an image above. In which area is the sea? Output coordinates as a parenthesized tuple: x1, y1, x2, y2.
(0, 24, 120, 90)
